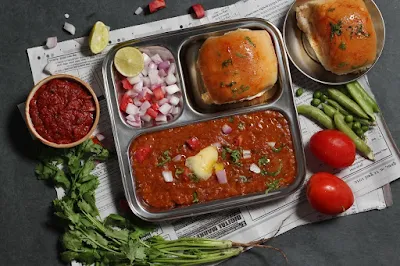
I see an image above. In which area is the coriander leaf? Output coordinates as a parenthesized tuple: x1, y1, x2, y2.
(80, 174, 97, 183)
(189, 173, 200, 182)
(265, 178, 283, 194)
(235, 52, 246, 58)
(239, 176, 248, 183)
(330, 20, 342, 39)
(228, 117, 234, 123)
(35, 162, 57, 180)
(78, 200, 97, 217)
(175, 167, 184, 177)
(222, 59, 233, 68)
(261, 161, 283, 177)
(54, 170, 71, 190)
(258, 156, 270, 167)
(193, 191, 199, 203)
(272, 144, 286, 153)
(105, 227, 129, 242)
(53, 199, 80, 224)
(121, 239, 139, 263)
(79, 158, 96, 179)
(62, 230, 83, 251)
(82, 193, 99, 217)
(156, 150, 171, 167)
(339, 42, 346, 50)
(245, 36, 256, 47)
(78, 179, 99, 197)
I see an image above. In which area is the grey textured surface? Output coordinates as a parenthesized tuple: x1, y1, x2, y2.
(0, 0, 398, 265)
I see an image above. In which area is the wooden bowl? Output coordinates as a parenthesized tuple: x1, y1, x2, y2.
(25, 74, 100, 149)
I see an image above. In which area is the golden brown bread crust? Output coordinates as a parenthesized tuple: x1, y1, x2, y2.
(296, 0, 377, 75)
(198, 29, 278, 104)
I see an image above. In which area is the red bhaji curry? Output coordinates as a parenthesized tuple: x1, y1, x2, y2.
(130, 110, 296, 210)
(29, 79, 96, 144)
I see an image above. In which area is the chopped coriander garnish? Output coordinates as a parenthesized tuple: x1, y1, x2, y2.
(327, 7, 335, 12)
(156, 150, 171, 167)
(235, 52, 246, 58)
(222, 146, 242, 166)
(226, 81, 237, 87)
(175, 167, 184, 176)
(339, 42, 346, 50)
(228, 116, 234, 123)
(239, 85, 250, 93)
(193, 191, 199, 203)
(265, 178, 283, 194)
(330, 20, 342, 39)
(245, 36, 256, 47)
(238, 122, 245, 131)
(272, 144, 286, 153)
(338, 62, 348, 68)
(189, 173, 200, 182)
(261, 160, 283, 177)
(258, 156, 270, 167)
(222, 59, 233, 68)
(239, 176, 248, 183)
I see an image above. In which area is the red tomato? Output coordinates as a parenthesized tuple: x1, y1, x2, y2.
(134, 146, 152, 163)
(146, 108, 158, 119)
(307, 172, 354, 215)
(140, 92, 153, 103)
(153, 86, 165, 101)
(186, 137, 200, 150)
(121, 79, 133, 90)
(120, 94, 133, 112)
(149, 0, 166, 13)
(151, 103, 159, 112)
(192, 4, 205, 19)
(310, 130, 356, 168)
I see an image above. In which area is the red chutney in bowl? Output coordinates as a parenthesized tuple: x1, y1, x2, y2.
(29, 78, 96, 144)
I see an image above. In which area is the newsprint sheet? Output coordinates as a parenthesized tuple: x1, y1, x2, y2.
(25, 0, 399, 261)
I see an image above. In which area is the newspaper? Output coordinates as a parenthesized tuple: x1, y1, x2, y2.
(24, 0, 398, 260)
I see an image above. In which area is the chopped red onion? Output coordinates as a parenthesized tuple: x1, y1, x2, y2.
(243, 150, 251, 159)
(169, 95, 180, 106)
(158, 98, 169, 105)
(168, 63, 176, 75)
(162, 171, 174, 182)
(141, 114, 152, 122)
(172, 154, 182, 162)
(126, 119, 141, 128)
(156, 114, 167, 122)
(133, 80, 143, 92)
(151, 54, 163, 64)
(165, 74, 177, 85)
(158, 69, 167, 77)
(267, 142, 276, 148)
(171, 106, 180, 115)
(142, 77, 151, 87)
(126, 103, 139, 115)
(63, 22, 76, 35)
(250, 163, 261, 174)
(211, 142, 222, 148)
(142, 53, 152, 66)
(148, 69, 161, 85)
(96, 133, 105, 141)
(221, 124, 232, 134)
(44, 61, 57, 75)
(134, 7, 143, 15)
(46, 37, 58, 49)
(159, 103, 172, 115)
(133, 97, 142, 107)
(165, 84, 180, 94)
(216, 169, 228, 184)
(140, 101, 151, 111)
(158, 60, 170, 70)
(128, 74, 142, 85)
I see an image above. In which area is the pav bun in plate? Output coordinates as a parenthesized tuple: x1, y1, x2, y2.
(296, 0, 377, 75)
(198, 29, 278, 105)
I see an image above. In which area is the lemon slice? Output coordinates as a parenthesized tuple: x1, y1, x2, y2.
(89, 21, 109, 54)
(114, 47, 144, 77)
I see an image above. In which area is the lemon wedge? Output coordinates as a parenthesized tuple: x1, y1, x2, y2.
(88, 21, 109, 54)
(114, 47, 144, 77)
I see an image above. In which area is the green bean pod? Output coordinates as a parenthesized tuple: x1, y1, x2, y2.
(326, 99, 349, 116)
(327, 89, 369, 119)
(355, 81, 380, 113)
(321, 103, 337, 118)
(354, 118, 373, 126)
(297, 105, 335, 129)
(334, 113, 374, 160)
(346, 82, 375, 121)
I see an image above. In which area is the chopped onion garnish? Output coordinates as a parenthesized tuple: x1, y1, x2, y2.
(243, 150, 251, 159)
(158, 69, 167, 77)
(158, 60, 170, 70)
(158, 98, 169, 106)
(267, 142, 276, 148)
(171, 106, 180, 115)
(96, 133, 105, 141)
(165, 84, 180, 94)
(140, 101, 151, 111)
(133, 80, 143, 92)
(63, 22, 76, 35)
(126, 119, 141, 127)
(126, 114, 139, 122)
(148, 62, 157, 70)
(46, 37, 58, 49)
(126, 103, 139, 115)
(148, 69, 162, 85)
(44, 61, 57, 75)
(141, 114, 152, 122)
(142, 53, 152, 66)
(165, 74, 177, 85)
(211, 142, 222, 148)
(169, 95, 180, 106)
(162, 171, 174, 182)
(156, 114, 167, 122)
(250, 163, 261, 174)
(134, 7, 143, 15)
(216, 169, 228, 184)
(151, 54, 163, 64)
(142, 77, 151, 87)
(168, 63, 176, 75)
(172, 154, 182, 162)
(141, 68, 148, 77)
(159, 103, 172, 115)
(221, 124, 232, 134)
(128, 74, 142, 85)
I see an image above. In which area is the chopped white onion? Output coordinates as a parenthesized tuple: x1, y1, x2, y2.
(165, 84, 180, 94)
(144, 87, 153, 95)
(158, 61, 170, 70)
(142, 77, 151, 87)
(165, 74, 177, 85)
(128, 74, 142, 85)
(243, 150, 251, 159)
(162, 171, 174, 182)
(44, 61, 57, 75)
(126, 119, 141, 127)
(156, 114, 168, 122)
(222, 124, 232, 134)
(159, 103, 172, 115)
(168, 63, 176, 75)
(133, 80, 143, 92)
(158, 98, 169, 106)
(125, 90, 137, 97)
(134, 7, 143, 15)
(172, 154, 182, 162)
(133, 97, 142, 107)
(216, 169, 228, 184)
(141, 114, 152, 122)
(169, 95, 180, 106)
(148, 69, 162, 85)
(211, 142, 222, 148)
(141, 68, 148, 77)
(126, 114, 139, 122)
(148, 62, 157, 70)
(142, 53, 152, 66)
(267, 142, 276, 148)
(158, 69, 167, 77)
(140, 101, 151, 111)
(96, 133, 105, 141)
(250, 163, 261, 174)
(46, 37, 58, 49)
(63, 22, 76, 35)
(171, 106, 180, 115)
(126, 103, 139, 115)
(151, 54, 163, 64)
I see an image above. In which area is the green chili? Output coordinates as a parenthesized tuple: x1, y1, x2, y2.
(297, 105, 335, 129)
(327, 89, 369, 119)
(346, 82, 375, 121)
(326, 99, 349, 116)
(354, 81, 380, 113)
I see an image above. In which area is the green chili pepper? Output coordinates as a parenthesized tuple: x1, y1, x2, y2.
(354, 81, 380, 113)
(346, 82, 375, 121)
(297, 105, 335, 129)
(326, 99, 349, 116)
(327, 88, 369, 119)
(321, 103, 337, 118)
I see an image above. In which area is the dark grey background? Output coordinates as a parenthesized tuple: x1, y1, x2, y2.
(0, 0, 399, 265)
